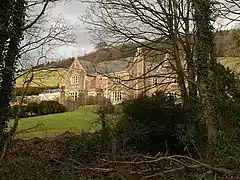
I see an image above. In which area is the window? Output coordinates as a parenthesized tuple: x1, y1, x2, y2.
(115, 75, 121, 83)
(167, 92, 177, 99)
(112, 91, 122, 101)
(152, 78, 158, 86)
(71, 76, 79, 85)
(69, 91, 78, 100)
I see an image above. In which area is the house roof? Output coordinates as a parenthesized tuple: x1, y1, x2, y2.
(78, 57, 134, 75)
(96, 58, 132, 74)
(79, 60, 96, 74)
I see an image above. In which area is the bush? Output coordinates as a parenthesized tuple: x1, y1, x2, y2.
(206, 101, 240, 167)
(64, 132, 114, 164)
(27, 102, 39, 116)
(11, 105, 29, 118)
(95, 98, 115, 130)
(37, 101, 66, 115)
(116, 92, 186, 155)
(10, 101, 66, 118)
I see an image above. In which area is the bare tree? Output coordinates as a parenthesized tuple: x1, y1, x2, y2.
(0, 0, 76, 155)
(11, 0, 76, 133)
(80, 0, 237, 143)
(80, 0, 198, 105)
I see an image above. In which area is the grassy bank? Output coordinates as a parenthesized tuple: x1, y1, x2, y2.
(9, 106, 99, 138)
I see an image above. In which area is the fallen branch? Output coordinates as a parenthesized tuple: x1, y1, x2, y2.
(140, 167, 185, 179)
(52, 154, 240, 179)
(172, 155, 240, 176)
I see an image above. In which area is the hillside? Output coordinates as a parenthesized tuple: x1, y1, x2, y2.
(219, 57, 240, 73)
(16, 69, 65, 87)
(78, 29, 240, 62)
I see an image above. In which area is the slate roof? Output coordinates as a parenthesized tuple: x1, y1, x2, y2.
(96, 58, 132, 74)
(79, 60, 96, 74)
(78, 57, 133, 75)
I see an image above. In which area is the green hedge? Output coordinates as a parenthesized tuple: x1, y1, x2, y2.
(11, 101, 66, 118)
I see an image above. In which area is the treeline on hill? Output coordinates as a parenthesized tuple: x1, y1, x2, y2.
(20, 29, 240, 72)
(11, 101, 66, 118)
(80, 29, 240, 63)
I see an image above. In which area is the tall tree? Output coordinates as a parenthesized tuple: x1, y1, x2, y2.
(194, 0, 219, 142)
(0, 0, 76, 144)
(81, 0, 233, 143)
(81, 0, 197, 105)
(0, 0, 26, 140)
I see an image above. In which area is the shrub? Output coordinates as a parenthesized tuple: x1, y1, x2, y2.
(64, 132, 113, 163)
(10, 101, 66, 118)
(116, 91, 186, 155)
(95, 98, 115, 130)
(27, 102, 39, 116)
(37, 101, 66, 115)
(206, 101, 240, 167)
(174, 105, 204, 151)
(11, 105, 28, 118)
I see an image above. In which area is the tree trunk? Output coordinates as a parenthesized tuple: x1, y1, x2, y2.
(0, 0, 25, 140)
(193, 0, 218, 143)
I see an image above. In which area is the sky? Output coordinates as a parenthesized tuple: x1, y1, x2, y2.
(50, 0, 94, 58)
(38, 0, 239, 60)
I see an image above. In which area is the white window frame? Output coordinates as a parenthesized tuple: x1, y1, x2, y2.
(69, 91, 78, 100)
(71, 76, 79, 85)
(112, 91, 122, 101)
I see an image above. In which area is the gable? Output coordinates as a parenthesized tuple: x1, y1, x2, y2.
(70, 59, 85, 71)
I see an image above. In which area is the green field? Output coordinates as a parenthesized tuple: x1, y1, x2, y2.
(10, 106, 99, 139)
(219, 57, 240, 73)
(15, 68, 67, 88)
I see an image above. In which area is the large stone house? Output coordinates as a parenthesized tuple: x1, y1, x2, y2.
(59, 48, 179, 104)
(15, 47, 240, 105)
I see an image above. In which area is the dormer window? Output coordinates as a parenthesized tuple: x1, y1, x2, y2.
(71, 76, 79, 85)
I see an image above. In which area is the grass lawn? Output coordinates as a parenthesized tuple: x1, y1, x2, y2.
(10, 106, 99, 139)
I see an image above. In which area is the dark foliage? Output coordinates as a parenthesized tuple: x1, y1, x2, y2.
(63, 132, 113, 164)
(36, 101, 66, 115)
(95, 98, 115, 130)
(11, 101, 66, 118)
(116, 92, 187, 155)
(11, 105, 28, 118)
(27, 102, 38, 116)
(0, 0, 26, 141)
